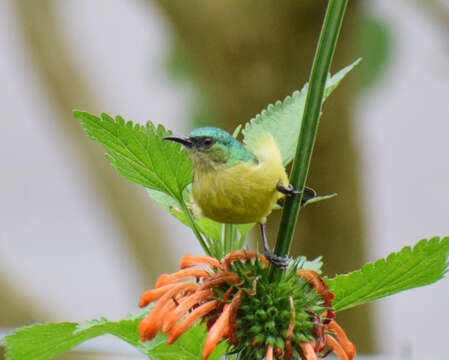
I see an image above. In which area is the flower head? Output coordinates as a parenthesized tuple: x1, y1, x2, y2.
(139, 250, 355, 360)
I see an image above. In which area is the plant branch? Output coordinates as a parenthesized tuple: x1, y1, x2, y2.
(271, 0, 349, 276)
(224, 224, 233, 255)
(179, 202, 211, 256)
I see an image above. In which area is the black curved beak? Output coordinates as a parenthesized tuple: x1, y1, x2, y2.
(163, 136, 194, 148)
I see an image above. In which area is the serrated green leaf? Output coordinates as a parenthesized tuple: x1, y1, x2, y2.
(327, 236, 449, 312)
(75, 111, 193, 200)
(140, 323, 226, 360)
(242, 59, 361, 166)
(74, 317, 107, 333)
(2, 307, 225, 360)
(124, 305, 154, 320)
(3, 317, 141, 360)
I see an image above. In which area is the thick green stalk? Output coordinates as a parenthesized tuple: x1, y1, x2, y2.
(271, 0, 349, 275)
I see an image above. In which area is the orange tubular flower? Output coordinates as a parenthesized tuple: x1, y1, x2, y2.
(138, 250, 355, 360)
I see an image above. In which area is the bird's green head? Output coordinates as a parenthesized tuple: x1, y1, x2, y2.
(164, 127, 256, 169)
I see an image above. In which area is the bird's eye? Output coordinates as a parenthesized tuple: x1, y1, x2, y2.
(202, 137, 214, 148)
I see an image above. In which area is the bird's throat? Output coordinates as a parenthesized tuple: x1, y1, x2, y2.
(189, 151, 223, 172)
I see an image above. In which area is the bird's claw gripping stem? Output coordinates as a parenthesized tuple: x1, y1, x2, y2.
(276, 183, 300, 196)
(260, 223, 291, 269)
(276, 182, 317, 206)
(263, 248, 291, 269)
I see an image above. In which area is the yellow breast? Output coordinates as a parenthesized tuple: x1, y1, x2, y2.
(192, 134, 288, 224)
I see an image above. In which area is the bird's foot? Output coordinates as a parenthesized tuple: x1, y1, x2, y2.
(263, 248, 291, 269)
(276, 183, 317, 206)
(276, 183, 300, 196)
(260, 222, 291, 269)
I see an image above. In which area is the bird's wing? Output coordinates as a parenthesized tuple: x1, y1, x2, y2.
(248, 132, 289, 187)
(248, 132, 281, 164)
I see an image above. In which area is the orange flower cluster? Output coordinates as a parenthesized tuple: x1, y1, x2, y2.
(138, 250, 355, 360)
(295, 270, 356, 360)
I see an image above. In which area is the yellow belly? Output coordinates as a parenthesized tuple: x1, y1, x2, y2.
(192, 136, 288, 224)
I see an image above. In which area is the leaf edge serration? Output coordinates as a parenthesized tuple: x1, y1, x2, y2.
(327, 236, 449, 312)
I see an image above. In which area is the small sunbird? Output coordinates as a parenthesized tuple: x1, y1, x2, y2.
(164, 127, 314, 267)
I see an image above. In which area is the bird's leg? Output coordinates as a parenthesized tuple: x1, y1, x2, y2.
(259, 223, 291, 269)
(276, 182, 316, 206)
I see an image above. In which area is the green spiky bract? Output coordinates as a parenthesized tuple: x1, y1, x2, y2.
(225, 258, 326, 360)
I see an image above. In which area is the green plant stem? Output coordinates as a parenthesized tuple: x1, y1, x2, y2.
(232, 226, 239, 250)
(271, 0, 349, 277)
(224, 224, 233, 255)
(180, 202, 211, 256)
(238, 230, 247, 250)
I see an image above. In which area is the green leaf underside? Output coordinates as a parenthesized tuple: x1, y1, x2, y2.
(242, 59, 361, 166)
(2, 310, 225, 360)
(146, 188, 255, 246)
(75, 111, 193, 200)
(327, 236, 449, 312)
(304, 193, 337, 206)
(147, 188, 221, 240)
(301, 256, 324, 274)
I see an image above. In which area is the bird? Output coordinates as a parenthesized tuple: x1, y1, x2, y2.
(164, 127, 315, 267)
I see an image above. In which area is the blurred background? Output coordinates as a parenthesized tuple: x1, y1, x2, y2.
(1, 0, 448, 359)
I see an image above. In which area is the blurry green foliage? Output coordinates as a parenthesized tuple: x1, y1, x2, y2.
(357, 12, 391, 91)
(165, 42, 218, 128)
